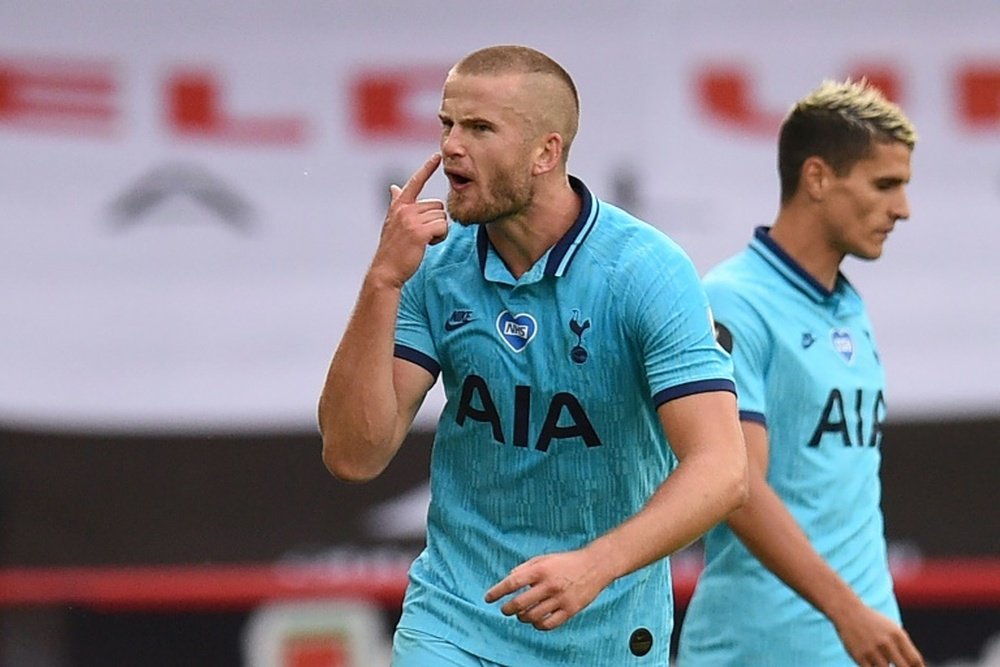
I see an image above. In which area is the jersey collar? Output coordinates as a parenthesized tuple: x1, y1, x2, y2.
(476, 176, 599, 285)
(749, 226, 856, 306)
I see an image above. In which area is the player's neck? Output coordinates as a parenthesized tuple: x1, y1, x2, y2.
(769, 213, 843, 292)
(486, 178, 580, 279)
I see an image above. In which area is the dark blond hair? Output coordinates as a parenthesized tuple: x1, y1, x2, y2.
(778, 79, 917, 202)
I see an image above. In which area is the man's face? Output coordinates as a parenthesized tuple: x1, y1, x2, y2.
(437, 72, 538, 226)
(823, 140, 912, 260)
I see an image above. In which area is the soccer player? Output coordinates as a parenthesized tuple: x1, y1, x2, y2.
(318, 45, 747, 666)
(676, 80, 925, 667)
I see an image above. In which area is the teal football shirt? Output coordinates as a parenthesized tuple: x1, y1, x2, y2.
(677, 227, 899, 666)
(393, 178, 734, 666)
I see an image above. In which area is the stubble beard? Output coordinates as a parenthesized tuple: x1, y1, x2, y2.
(448, 169, 534, 227)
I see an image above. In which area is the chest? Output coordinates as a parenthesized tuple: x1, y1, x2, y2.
(768, 309, 886, 450)
(429, 279, 633, 384)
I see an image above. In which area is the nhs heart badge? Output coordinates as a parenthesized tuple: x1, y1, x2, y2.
(830, 328, 855, 364)
(496, 311, 537, 353)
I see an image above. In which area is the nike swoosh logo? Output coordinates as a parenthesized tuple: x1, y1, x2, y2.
(445, 313, 475, 331)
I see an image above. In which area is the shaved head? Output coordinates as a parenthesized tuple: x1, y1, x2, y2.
(450, 45, 579, 162)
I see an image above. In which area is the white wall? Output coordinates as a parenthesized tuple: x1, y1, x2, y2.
(1, 0, 997, 433)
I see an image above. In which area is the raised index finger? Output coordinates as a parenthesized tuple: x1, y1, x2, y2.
(396, 153, 442, 203)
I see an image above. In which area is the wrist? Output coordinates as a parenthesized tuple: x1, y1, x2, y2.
(821, 585, 867, 627)
(364, 266, 406, 292)
(583, 535, 628, 585)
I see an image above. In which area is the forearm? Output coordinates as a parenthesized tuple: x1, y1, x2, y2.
(727, 481, 865, 624)
(318, 272, 406, 481)
(318, 153, 444, 481)
(483, 441, 746, 631)
(588, 446, 747, 581)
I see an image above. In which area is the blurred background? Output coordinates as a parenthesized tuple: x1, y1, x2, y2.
(1, 0, 997, 665)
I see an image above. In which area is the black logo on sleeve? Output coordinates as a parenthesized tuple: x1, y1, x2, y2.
(444, 309, 475, 331)
(714, 322, 734, 354)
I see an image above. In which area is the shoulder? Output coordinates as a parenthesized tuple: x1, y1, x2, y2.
(586, 199, 697, 281)
(413, 223, 479, 275)
(703, 247, 775, 303)
(400, 225, 478, 304)
(703, 250, 774, 335)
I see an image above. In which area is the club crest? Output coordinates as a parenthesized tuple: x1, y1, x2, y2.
(569, 309, 591, 363)
(830, 328, 855, 364)
(496, 311, 538, 353)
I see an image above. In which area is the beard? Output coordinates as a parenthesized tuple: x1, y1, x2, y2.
(447, 167, 534, 226)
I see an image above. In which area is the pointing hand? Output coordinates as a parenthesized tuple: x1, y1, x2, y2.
(371, 153, 448, 287)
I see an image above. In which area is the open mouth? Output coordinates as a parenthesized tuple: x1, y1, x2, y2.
(445, 170, 473, 189)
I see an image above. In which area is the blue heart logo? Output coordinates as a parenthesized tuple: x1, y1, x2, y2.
(496, 311, 537, 353)
(830, 328, 855, 364)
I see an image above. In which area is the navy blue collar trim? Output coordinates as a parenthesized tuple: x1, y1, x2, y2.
(752, 226, 835, 301)
(476, 223, 489, 272)
(475, 176, 596, 277)
(542, 176, 595, 276)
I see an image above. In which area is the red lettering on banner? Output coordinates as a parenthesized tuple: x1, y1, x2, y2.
(166, 71, 306, 144)
(2, 54, 996, 144)
(351, 67, 447, 140)
(0, 58, 117, 133)
(846, 64, 901, 102)
(958, 65, 1000, 128)
(697, 64, 903, 136)
(697, 68, 785, 135)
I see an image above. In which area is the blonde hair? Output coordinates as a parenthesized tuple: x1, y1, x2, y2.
(778, 79, 917, 202)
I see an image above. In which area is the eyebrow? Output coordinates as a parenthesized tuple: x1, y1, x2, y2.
(875, 175, 909, 186)
(438, 112, 496, 127)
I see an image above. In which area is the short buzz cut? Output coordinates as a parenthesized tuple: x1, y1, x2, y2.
(451, 44, 580, 158)
(778, 79, 918, 203)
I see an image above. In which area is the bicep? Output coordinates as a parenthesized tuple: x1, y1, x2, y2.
(741, 420, 770, 480)
(658, 390, 744, 462)
(654, 390, 749, 525)
(391, 356, 437, 443)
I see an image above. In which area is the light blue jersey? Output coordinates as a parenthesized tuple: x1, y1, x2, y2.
(393, 178, 734, 666)
(677, 227, 899, 666)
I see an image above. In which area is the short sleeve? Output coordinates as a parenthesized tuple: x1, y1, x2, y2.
(623, 239, 736, 407)
(703, 278, 771, 424)
(394, 266, 441, 378)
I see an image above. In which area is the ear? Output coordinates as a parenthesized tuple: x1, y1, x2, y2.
(531, 132, 564, 176)
(801, 156, 831, 201)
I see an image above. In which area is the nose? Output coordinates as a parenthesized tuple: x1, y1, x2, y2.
(441, 126, 465, 158)
(892, 188, 911, 222)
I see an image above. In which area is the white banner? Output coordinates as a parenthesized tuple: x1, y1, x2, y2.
(644, 1, 1000, 420)
(1, 0, 997, 433)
